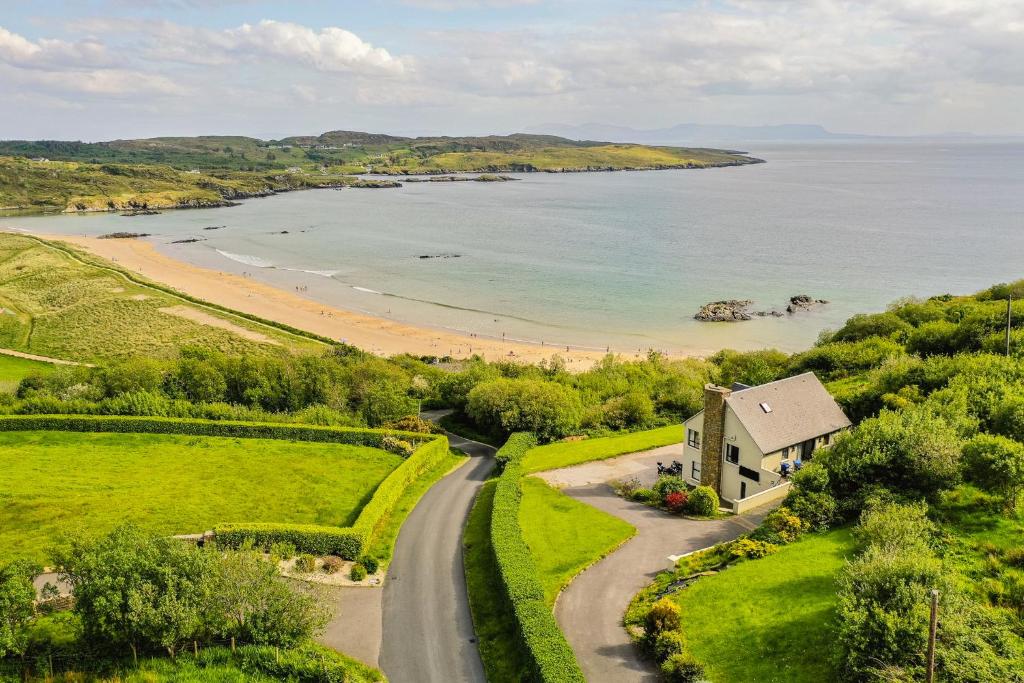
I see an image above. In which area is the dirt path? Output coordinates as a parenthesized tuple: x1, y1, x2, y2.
(540, 447, 774, 682)
(0, 347, 94, 367)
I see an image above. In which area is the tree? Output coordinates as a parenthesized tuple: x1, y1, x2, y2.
(711, 349, 790, 386)
(467, 377, 584, 441)
(55, 525, 216, 658)
(209, 548, 327, 646)
(170, 358, 227, 403)
(962, 433, 1024, 511)
(0, 560, 39, 659)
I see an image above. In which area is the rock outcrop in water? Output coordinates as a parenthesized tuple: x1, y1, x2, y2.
(695, 295, 829, 322)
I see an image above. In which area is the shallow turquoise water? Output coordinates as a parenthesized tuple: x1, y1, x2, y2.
(6, 141, 1024, 353)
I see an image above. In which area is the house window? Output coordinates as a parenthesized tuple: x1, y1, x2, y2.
(738, 465, 760, 482)
(687, 429, 701, 448)
(823, 432, 832, 445)
(781, 446, 790, 461)
(725, 443, 740, 464)
(692, 461, 700, 479)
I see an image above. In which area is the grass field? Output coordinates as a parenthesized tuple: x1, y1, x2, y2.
(522, 425, 683, 474)
(463, 480, 533, 682)
(671, 528, 854, 683)
(0, 430, 402, 563)
(0, 233, 320, 362)
(519, 476, 635, 605)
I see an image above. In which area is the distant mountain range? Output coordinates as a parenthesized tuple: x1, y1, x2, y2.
(524, 123, 1008, 145)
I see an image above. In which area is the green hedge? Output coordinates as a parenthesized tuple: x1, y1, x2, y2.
(0, 415, 448, 560)
(490, 432, 586, 682)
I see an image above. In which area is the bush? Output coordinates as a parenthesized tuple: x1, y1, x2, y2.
(385, 415, 442, 434)
(962, 433, 1024, 511)
(644, 598, 681, 638)
(294, 554, 317, 573)
(763, 506, 808, 542)
(216, 523, 364, 560)
(614, 476, 642, 498)
(349, 563, 367, 581)
(321, 556, 344, 574)
(494, 432, 538, 472)
(854, 500, 934, 554)
(654, 475, 687, 499)
(381, 435, 415, 457)
(730, 537, 778, 559)
(687, 486, 719, 516)
(664, 491, 689, 513)
(660, 652, 706, 683)
(652, 629, 685, 661)
(467, 378, 584, 441)
(269, 541, 296, 562)
(359, 556, 380, 574)
(630, 487, 658, 504)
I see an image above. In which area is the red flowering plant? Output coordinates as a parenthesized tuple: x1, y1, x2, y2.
(664, 490, 689, 514)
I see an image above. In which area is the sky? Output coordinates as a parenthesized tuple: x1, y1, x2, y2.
(1, 0, 1022, 140)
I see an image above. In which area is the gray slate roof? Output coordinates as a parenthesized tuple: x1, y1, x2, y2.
(726, 372, 851, 454)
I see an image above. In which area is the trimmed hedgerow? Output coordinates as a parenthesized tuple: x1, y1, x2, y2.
(490, 432, 586, 683)
(0, 415, 448, 560)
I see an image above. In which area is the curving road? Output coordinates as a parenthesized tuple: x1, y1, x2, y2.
(378, 415, 492, 683)
(542, 447, 773, 682)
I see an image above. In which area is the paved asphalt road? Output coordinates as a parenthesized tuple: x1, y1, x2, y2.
(378, 416, 492, 683)
(543, 448, 772, 682)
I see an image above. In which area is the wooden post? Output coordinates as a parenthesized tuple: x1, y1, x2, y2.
(193, 640, 198, 657)
(926, 589, 939, 683)
(230, 636, 236, 653)
(131, 643, 138, 667)
(275, 646, 280, 664)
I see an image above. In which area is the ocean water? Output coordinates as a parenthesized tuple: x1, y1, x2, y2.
(7, 141, 1024, 354)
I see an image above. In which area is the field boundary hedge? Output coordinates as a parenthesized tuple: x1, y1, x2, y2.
(0, 415, 449, 559)
(490, 432, 586, 682)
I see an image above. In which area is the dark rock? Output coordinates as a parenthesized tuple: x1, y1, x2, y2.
(417, 253, 462, 259)
(98, 232, 150, 239)
(695, 300, 753, 322)
(170, 238, 205, 244)
(204, 226, 227, 231)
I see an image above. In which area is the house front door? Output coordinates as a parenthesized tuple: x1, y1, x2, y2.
(801, 439, 816, 460)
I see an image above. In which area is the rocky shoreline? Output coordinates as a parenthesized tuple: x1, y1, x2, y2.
(372, 157, 764, 176)
(695, 295, 829, 322)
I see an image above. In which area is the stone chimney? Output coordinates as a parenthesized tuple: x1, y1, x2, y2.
(701, 384, 731, 496)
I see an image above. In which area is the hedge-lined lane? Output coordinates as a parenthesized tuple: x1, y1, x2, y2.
(489, 433, 587, 682)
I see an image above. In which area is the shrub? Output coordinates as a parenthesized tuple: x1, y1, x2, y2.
(349, 563, 367, 581)
(614, 476, 642, 498)
(216, 523, 364, 560)
(854, 501, 934, 554)
(687, 486, 719, 516)
(660, 652, 706, 683)
(494, 432, 538, 472)
(654, 475, 687, 499)
(644, 598, 681, 638)
(962, 433, 1024, 511)
(664, 491, 688, 513)
(730, 538, 778, 559)
(359, 556, 380, 574)
(321, 556, 344, 574)
(652, 629, 685, 661)
(381, 435, 415, 457)
(269, 541, 296, 562)
(467, 378, 584, 441)
(783, 462, 839, 529)
(385, 415, 441, 434)
(763, 506, 807, 542)
(630, 487, 658, 504)
(294, 554, 316, 573)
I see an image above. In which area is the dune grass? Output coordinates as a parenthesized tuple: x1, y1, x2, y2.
(522, 425, 683, 474)
(672, 528, 854, 683)
(0, 233, 320, 362)
(0, 430, 402, 563)
(463, 479, 534, 682)
(519, 476, 635, 605)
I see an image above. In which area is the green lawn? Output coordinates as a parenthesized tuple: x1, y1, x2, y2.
(522, 425, 683, 474)
(463, 480, 533, 682)
(0, 430, 402, 563)
(0, 353, 54, 392)
(673, 528, 854, 683)
(519, 476, 635, 605)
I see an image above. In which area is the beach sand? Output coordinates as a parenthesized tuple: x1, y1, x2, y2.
(29, 232, 636, 367)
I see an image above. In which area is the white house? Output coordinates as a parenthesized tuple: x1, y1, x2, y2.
(683, 372, 851, 507)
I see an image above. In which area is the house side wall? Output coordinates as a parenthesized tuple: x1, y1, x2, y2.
(719, 407, 767, 503)
(683, 412, 703, 485)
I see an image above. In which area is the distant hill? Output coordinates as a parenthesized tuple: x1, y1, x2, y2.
(527, 123, 867, 145)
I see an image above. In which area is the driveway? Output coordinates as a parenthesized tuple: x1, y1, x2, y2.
(377, 417, 491, 683)
(540, 448, 773, 682)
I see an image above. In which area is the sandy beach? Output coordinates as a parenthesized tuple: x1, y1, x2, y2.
(27, 232, 635, 367)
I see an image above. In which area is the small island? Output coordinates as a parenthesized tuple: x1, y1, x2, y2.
(695, 295, 829, 321)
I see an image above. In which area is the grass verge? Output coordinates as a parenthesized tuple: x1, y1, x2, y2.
(520, 476, 635, 605)
(0, 353, 54, 392)
(463, 479, 534, 682)
(522, 425, 683, 474)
